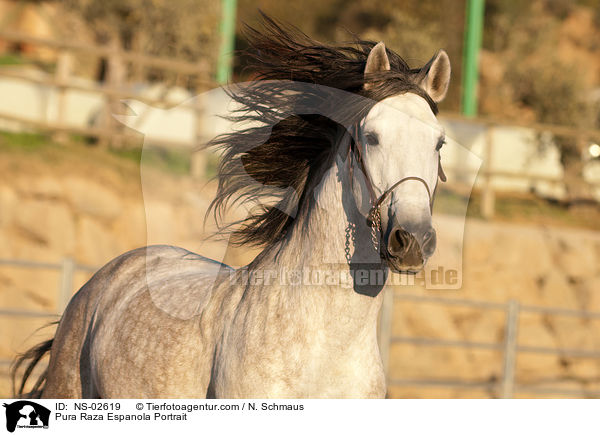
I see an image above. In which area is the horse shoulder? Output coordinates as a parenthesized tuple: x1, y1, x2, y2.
(84, 245, 232, 397)
(91, 245, 233, 319)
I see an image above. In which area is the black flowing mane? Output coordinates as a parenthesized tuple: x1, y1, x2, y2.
(207, 14, 438, 248)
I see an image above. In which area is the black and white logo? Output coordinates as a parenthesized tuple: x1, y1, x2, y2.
(3, 401, 50, 433)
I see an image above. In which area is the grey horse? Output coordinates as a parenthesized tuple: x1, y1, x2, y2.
(14, 17, 450, 398)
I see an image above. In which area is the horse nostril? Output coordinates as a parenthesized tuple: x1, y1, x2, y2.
(387, 226, 436, 261)
(388, 228, 412, 257)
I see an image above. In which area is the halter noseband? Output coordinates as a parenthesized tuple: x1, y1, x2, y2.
(349, 122, 446, 250)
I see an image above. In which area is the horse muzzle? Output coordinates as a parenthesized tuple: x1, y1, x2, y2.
(383, 224, 436, 273)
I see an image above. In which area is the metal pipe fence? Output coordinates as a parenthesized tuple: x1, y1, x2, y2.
(0, 257, 98, 372)
(378, 291, 600, 398)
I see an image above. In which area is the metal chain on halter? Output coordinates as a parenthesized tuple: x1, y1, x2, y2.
(344, 222, 356, 263)
(369, 208, 381, 252)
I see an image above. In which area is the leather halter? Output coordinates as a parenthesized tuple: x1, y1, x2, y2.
(349, 122, 446, 249)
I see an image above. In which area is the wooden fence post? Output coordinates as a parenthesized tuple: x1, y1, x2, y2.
(501, 299, 520, 398)
(53, 49, 73, 144)
(481, 125, 496, 218)
(58, 257, 74, 313)
(191, 85, 206, 179)
(101, 40, 126, 148)
(378, 287, 394, 382)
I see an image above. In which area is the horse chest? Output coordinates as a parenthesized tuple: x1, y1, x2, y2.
(216, 323, 385, 398)
(303, 348, 386, 398)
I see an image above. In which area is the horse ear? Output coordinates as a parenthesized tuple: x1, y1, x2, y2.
(364, 42, 390, 90)
(415, 50, 451, 103)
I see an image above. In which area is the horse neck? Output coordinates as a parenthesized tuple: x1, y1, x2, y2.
(249, 144, 386, 329)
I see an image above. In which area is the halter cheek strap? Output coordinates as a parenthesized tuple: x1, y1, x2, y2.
(438, 153, 447, 182)
(349, 122, 445, 250)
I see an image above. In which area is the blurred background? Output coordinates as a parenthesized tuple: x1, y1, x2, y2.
(1, 0, 600, 398)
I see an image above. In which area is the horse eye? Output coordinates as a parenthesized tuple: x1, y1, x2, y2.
(365, 132, 379, 146)
(436, 137, 446, 151)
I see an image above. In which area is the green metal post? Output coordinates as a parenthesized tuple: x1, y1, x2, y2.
(461, 0, 485, 117)
(216, 0, 237, 84)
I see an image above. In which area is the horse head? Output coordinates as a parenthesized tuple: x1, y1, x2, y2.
(355, 43, 451, 273)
